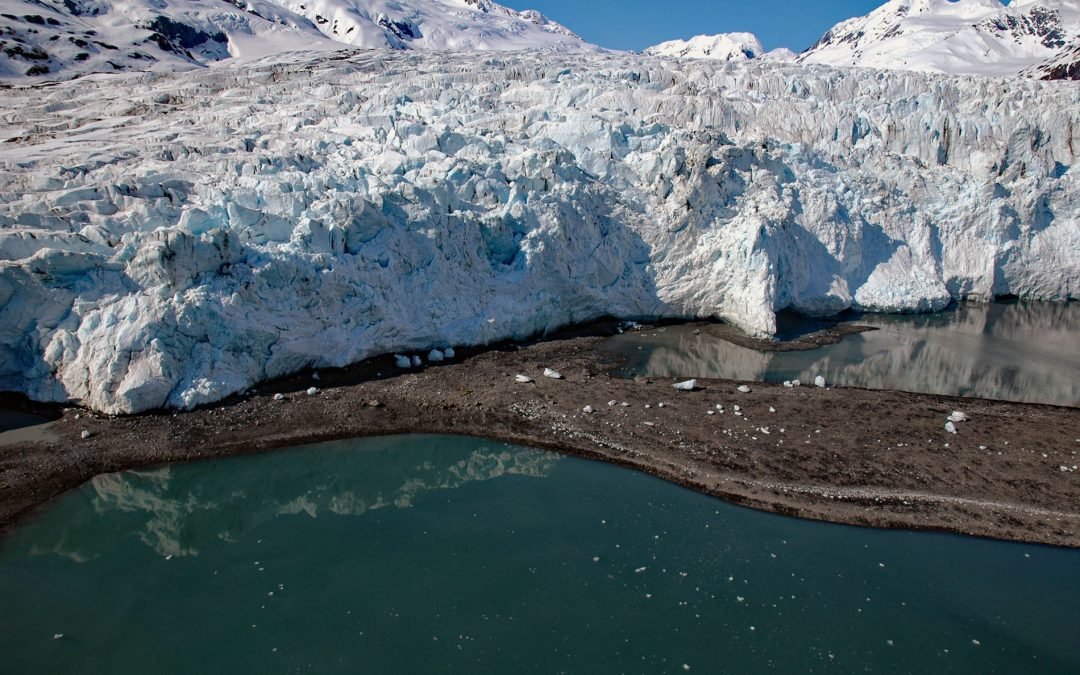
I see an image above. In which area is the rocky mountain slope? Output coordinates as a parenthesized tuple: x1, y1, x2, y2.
(644, 33, 764, 61)
(799, 0, 1080, 79)
(0, 0, 590, 81)
(0, 51, 1075, 413)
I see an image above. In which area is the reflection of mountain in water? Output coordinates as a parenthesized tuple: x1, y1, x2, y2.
(605, 303, 1080, 406)
(25, 436, 558, 560)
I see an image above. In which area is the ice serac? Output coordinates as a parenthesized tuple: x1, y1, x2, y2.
(644, 33, 764, 61)
(0, 51, 1077, 413)
(800, 0, 1080, 79)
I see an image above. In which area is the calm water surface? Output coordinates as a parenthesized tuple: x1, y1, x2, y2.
(1, 435, 1078, 674)
(603, 302, 1080, 406)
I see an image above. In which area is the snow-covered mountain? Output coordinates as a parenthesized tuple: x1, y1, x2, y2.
(800, 0, 1080, 79)
(1, 51, 1076, 413)
(0, 0, 590, 81)
(644, 33, 764, 61)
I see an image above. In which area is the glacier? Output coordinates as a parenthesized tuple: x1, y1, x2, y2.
(0, 50, 1077, 414)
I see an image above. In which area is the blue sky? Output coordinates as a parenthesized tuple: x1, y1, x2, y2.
(501, 1, 893, 52)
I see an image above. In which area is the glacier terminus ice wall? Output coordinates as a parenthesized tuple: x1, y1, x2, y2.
(0, 51, 1077, 413)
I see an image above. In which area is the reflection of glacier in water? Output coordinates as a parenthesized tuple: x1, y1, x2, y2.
(25, 435, 559, 560)
(604, 302, 1080, 406)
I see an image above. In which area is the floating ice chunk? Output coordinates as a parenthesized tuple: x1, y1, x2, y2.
(273, 393, 285, 401)
(53, 634, 63, 640)
(515, 374, 534, 383)
(673, 379, 698, 391)
(737, 385, 752, 393)
(394, 355, 411, 369)
(411, 356, 422, 368)
(428, 349, 445, 362)
(80, 430, 92, 439)
(814, 376, 826, 388)
(307, 387, 319, 396)
(947, 411, 969, 423)
(543, 368, 563, 380)
(443, 347, 456, 359)
(312, 372, 320, 381)
(945, 421, 957, 434)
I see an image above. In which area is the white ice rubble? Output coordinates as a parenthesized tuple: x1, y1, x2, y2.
(0, 50, 1077, 414)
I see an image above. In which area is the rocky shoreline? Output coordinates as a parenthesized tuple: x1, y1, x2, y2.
(1, 331, 1078, 547)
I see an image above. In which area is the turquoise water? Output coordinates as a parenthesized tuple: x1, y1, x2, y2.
(1, 435, 1078, 674)
(603, 302, 1080, 406)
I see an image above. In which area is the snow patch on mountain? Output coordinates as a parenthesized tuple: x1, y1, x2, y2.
(0, 51, 1076, 413)
(645, 33, 764, 61)
(800, 0, 1080, 78)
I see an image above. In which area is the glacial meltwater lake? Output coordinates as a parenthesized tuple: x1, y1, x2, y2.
(603, 301, 1080, 407)
(1, 435, 1077, 674)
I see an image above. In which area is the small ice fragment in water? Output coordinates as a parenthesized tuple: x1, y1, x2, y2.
(515, 374, 534, 384)
(428, 349, 444, 362)
(312, 372, 320, 381)
(444, 347, 456, 358)
(673, 379, 697, 391)
(948, 411, 969, 423)
(80, 430, 92, 439)
(945, 421, 957, 434)
(394, 355, 411, 369)
(53, 634, 63, 640)
(814, 376, 826, 388)
(543, 368, 563, 380)
(411, 356, 422, 368)
(306, 387, 319, 396)
(737, 385, 751, 393)
(972, 639, 980, 646)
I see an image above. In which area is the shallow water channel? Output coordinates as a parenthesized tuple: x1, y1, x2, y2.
(1, 435, 1077, 674)
(602, 301, 1080, 406)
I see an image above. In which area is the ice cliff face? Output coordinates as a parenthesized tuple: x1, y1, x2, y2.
(0, 0, 590, 82)
(0, 51, 1077, 413)
(800, 0, 1080, 79)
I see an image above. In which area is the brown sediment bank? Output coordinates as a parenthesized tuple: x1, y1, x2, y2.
(1, 332, 1078, 547)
